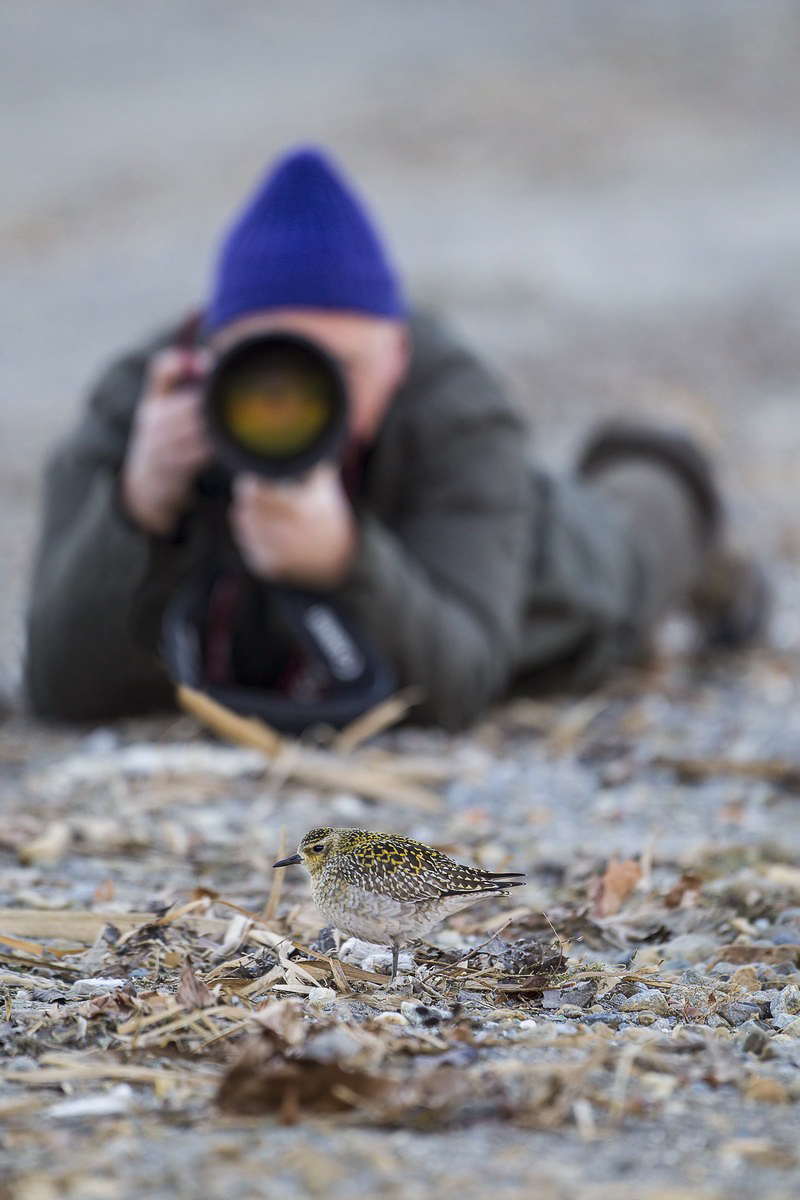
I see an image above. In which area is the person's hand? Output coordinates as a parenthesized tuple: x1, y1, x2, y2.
(230, 465, 358, 590)
(120, 347, 214, 536)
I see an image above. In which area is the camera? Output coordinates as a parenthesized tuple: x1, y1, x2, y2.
(162, 329, 395, 730)
(204, 331, 348, 479)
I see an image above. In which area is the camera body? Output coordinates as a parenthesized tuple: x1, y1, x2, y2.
(162, 329, 396, 730)
(204, 331, 348, 479)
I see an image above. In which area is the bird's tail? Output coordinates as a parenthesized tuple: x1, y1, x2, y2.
(441, 871, 526, 897)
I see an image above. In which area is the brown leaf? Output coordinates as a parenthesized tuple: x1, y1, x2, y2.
(708, 943, 800, 968)
(664, 871, 704, 909)
(740, 1075, 789, 1104)
(17, 820, 72, 866)
(92, 879, 115, 905)
(79, 988, 138, 1019)
(216, 1035, 388, 1119)
(590, 858, 643, 918)
(252, 997, 308, 1048)
(176, 955, 216, 1010)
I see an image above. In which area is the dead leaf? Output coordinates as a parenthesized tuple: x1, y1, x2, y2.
(708, 943, 800, 968)
(0, 931, 46, 957)
(79, 988, 138, 1019)
(590, 858, 643, 918)
(664, 872, 704, 909)
(18, 821, 71, 865)
(740, 1074, 789, 1104)
(251, 997, 309, 1048)
(92, 879, 115, 905)
(216, 1034, 388, 1119)
(176, 956, 216, 1009)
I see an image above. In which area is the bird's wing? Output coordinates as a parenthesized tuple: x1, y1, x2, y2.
(439, 872, 526, 898)
(368, 871, 453, 904)
(373, 871, 524, 905)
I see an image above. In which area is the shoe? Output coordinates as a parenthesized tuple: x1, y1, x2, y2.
(578, 419, 769, 649)
(577, 419, 722, 547)
(688, 544, 771, 649)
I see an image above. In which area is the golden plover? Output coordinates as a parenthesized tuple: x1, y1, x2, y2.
(273, 826, 526, 980)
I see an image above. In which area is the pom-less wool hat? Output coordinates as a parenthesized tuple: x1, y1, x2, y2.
(206, 147, 406, 330)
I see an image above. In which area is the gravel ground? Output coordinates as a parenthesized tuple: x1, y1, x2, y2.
(3, 3, 800, 1198)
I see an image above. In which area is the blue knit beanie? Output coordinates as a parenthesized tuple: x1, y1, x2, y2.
(206, 147, 406, 330)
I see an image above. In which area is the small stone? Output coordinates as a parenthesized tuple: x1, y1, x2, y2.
(775, 1016, 800, 1038)
(619, 989, 670, 1017)
(582, 1012, 624, 1029)
(770, 985, 800, 1020)
(741, 1075, 789, 1104)
(565, 980, 600, 1009)
(705, 1014, 729, 1028)
(305, 1026, 367, 1064)
(306, 986, 336, 1009)
(664, 935, 718, 966)
(400, 1000, 447, 1025)
(373, 1011, 408, 1026)
(722, 1000, 761, 1027)
(637, 1011, 657, 1025)
(69, 977, 127, 996)
(741, 1028, 770, 1055)
(729, 966, 760, 992)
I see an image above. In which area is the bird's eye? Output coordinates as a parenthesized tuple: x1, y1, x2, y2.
(311, 843, 325, 854)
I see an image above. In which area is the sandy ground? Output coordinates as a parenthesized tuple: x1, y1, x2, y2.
(3, 2, 800, 1198)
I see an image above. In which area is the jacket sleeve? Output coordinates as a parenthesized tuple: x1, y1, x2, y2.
(25, 350, 178, 719)
(334, 355, 530, 731)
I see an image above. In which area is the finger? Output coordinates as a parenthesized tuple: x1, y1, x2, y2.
(146, 346, 211, 396)
(231, 473, 263, 503)
(140, 391, 207, 439)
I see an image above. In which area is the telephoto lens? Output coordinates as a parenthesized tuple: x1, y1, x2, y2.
(204, 331, 348, 479)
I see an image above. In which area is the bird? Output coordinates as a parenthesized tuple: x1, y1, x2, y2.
(273, 826, 526, 982)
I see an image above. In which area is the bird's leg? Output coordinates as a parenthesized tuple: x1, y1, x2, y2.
(390, 939, 400, 983)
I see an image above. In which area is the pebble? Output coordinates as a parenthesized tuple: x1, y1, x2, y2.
(741, 1027, 771, 1055)
(728, 966, 760, 992)
(305, 1026, 367, 1064)
(618, 989, 670, 1017)
(721, 1000, 761, 1027)
(770, 985, 800, 1020)
(69, 977, 127, 996)
(705, 1014, 729, 1029)
(306, 986, 336, 1009)
(400, 1000, 448, 1025)
(373, 1011, 408, 1027)
(663, 936, 719, 966)
(581, 1012, 624, 1029)
(774, 1016, 800, 1037)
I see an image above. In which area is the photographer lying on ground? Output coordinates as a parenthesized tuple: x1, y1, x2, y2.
(25, 147, 766, 731)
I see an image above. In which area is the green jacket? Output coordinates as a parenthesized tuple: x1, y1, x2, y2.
(26, 311, 645, 729)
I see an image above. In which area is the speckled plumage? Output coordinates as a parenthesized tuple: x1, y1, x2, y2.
(273, 827, 526, 980)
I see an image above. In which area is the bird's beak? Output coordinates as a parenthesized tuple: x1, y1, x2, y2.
(272, 853, 302, 868)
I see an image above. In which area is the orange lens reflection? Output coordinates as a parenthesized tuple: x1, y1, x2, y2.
(221, 366, 330, 457)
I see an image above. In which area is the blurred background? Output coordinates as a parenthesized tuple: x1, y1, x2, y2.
(3, 0, 800, 693)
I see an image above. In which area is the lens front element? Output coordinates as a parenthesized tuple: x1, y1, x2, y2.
(206, 333, 348, 478)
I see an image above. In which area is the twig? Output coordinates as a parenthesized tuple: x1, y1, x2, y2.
(654, 754, 800, 788)
(177, 684, 443, 810)
(264, 826, 286, 922)
(335, 687, 423, 753)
